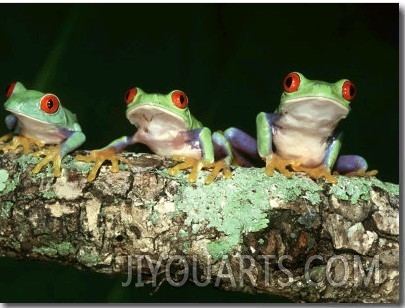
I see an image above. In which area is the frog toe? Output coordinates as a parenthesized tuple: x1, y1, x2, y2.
(0, 135, 43, 154)
(343, 168, 378, 178)
(204, 160, 232, 184)
(291, 164, 338, 183)
(0, 133, 13, 144)
(168, 156, 232, 184)
(32, 145, 62, 177)
(168, 156, 202, 182)
(76, 148, 126, 181)
(264, 154, 295, 177)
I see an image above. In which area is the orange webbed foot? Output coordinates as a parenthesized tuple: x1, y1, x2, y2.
(168, 156, 204, 183)
(168, 156, 232, 184)
(264, 154, 297, 178)
(76, 148, 130, 181)
(32, 145, 63, 177)
(290, 163, 338, 183)
(0, 135, 45, 154)
(333, 168, 378, 178)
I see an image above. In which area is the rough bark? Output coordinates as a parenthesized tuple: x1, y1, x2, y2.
(0, 151, 399, 303)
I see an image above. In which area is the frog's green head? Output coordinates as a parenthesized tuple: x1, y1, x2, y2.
(124, 87, 201, 130)
(4, 82, 69, 127)
(277, 72, 356, 120)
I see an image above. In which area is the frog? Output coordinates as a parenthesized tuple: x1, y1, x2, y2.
(0, 81, 86, 177)
(256, 72, 377, 183)
(76, 87, 258, 183)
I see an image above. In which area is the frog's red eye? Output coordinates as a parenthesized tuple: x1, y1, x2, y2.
(283, 72, 301, 92)
(342, 80, 356, 101)
(125, 88, 137, 105)
(40, 94, 60, 114)
(171, 90, 188, 109)
(5, 82, 16, 98)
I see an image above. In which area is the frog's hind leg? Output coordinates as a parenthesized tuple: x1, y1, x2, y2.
(168, 131, 233, 184)
(223, 127, 261, 167)
(204, 131, 234, 184)
(333, 155, 378, 177)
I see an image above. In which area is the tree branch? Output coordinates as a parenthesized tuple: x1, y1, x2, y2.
(0, 151, 399, 303)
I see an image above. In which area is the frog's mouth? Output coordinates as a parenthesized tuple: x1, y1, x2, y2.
(126, 105, 188, 136)
(5, 108, 48, 124)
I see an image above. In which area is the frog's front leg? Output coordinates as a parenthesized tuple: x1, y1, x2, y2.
(256, 112, 296, 176)
(169, 129, 233, 184)
(205, 131, 233, 184)
(76, 135, 132, 181)
(223, 127, 260, 167)
(168, 127, 216, 183)
(290, 131, 342, 183)
(289, 132, 377, 183)
(32, 128, 86, 177)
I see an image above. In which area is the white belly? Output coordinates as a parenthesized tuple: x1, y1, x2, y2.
(17, 116, 66, 144)
(273, 128, 327, 167)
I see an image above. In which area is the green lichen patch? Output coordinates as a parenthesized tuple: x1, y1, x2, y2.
(173, 167, 323, 260)
(0, 168, 19, 195)
(14, 153, 53, 181)
(330, 176, 399, 205)
(61, 155, 94, 175)
(369, 177, 399, 196)
(265, 171, 323, 204)
(33, 246, 58, 256)
(0, 201, 14, 219)
(178, 229, 189, 238)
(51, 241, 76, 256)
(42, 190, 57, 199)
(148, 211, 160, 225)
(0, 169, 9, 191)
(207, 234, 240, 261)
(15, 153, 41, 168)
(118, 163, 128, 171)
(77, 248, 101, 267)
(32, 241, 76, 257)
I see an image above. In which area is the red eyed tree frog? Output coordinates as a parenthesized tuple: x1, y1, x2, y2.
(0, 82, 86, 176)
(256, 72, 377, 183)
(76, 87, 257, 184)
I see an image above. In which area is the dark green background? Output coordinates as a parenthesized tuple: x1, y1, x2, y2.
(0, 3, 399, 303)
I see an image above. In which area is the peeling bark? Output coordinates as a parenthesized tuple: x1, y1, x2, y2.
(0, 151, 399, 303)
